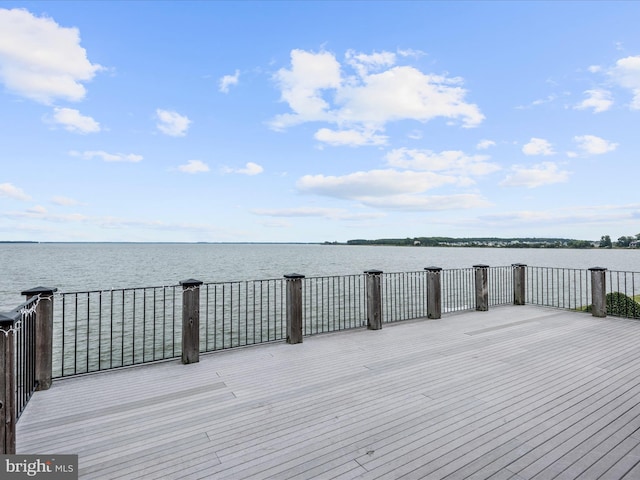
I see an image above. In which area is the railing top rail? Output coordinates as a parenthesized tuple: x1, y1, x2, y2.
(203, 277, 283, 286)
(0, 296, 38, 320)
(0, 311, 18, 326)
(302, 273, 366, 280)
(58, 284, 183, 296)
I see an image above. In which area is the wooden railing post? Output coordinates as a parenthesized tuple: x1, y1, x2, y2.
(474, 265, 489, 311)
(589, 267, 607, 318)
(513, 264, 526, 306)
(365, 270, 383, 330)
(21, 287, 57, 391)
(425, 267, 442, 319)
(285, 274, 304, 344)
(180, 279, 203, 364)
(0, 314, 16, 454)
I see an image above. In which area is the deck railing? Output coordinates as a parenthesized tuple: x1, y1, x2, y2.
(525, 266, 592, 310)
(1, 297, 38, 420)
(303, 274, 366, 334)
(44, 266, 514, 377)
(54, 285, 182, 377)
(1, 287, 56, 454)
(202, 278, 286, 349)
(382, 271, 429, 322)
(3, 263, 639, 453)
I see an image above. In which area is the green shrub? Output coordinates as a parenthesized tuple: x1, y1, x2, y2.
(584, 292, 640, 318)
(606, 292, 640, 318)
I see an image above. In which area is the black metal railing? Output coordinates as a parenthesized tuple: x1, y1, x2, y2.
(201, 279, 286, 351)
(48, 266, 526, 377)
(382, 271, 428, 323)
(442, 268, 475, 313)
(303, 274, 366, 334)
(525, 267, 592, 311)
(40, 265, 640, 379)
(15, 298, 38, 420)
(489, 266, 514, 307)
(55, 286, 182, 377)
(1, 296, 40, 421)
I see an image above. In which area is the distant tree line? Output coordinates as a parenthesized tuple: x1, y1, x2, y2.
(342, 237, 594, 248)
(599, 234, 640, 248)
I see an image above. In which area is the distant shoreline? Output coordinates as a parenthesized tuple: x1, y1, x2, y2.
(0, 237, 621, 250)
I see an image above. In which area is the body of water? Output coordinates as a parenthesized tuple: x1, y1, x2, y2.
(2, 242, 639, 310)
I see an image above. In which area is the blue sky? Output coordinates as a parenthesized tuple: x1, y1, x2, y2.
(1, 1, 639, 243)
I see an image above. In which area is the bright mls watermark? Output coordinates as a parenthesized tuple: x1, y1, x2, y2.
(1, 455, 78, 479)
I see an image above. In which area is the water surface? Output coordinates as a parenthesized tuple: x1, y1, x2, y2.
(1, 243, 638, 310)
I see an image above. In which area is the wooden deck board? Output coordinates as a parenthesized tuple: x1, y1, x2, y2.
(16, 305, 640, 479)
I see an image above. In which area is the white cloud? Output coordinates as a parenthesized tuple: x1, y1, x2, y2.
(219, 70, 239, 93)
(252, 207, 385, 221)
(499, 162, 570, 188)
(480, 203, 640, 228)
(223, 162, 264, 176)
(270, 48, 483, 139)
(355, 194, 492, 211)
(270, 49, 342, 130)
(609, 55, 640, 109)
(0, 182, 31, 201)
(156, 109, 191, 137)
(573, 135, 618, 155)
(532, 94, 558, 106)
(6, 207, 88, 223)
(385, 148, 500, 176)
(476, 139, 496, 150)
(397, 48, 426, 59)
(295, 146, 497, 212)
(27, 205, 47, 214)
(335, 65, 484, 128)
(51, 195, 81, 206)
(51, 107, 100, 133)
(297, 169, 460, 199)
(0, 8, 102, 104)
(575, 89, 613, 113)
(70, 150, 143, 162)
(522, 137, 555, 156)
(1, 208, 242, 238)
(588, 65, 602, 73)
(314, 128, 388, 147)
(516, 94, 557, 109)
(345, 49, 396, 77)
(178, 160, 209, 174)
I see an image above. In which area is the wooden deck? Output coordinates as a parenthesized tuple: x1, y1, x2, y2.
(16, 305, 640, 479)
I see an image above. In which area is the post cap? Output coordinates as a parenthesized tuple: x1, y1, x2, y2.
(21, 286, 58, 297)
(364, 269, 383, 275)
(425, 266, 443, 272)
(473, 264, 490, 268)
(284, 273, 305, 279)
(512, 263, 527, 267)
(179, 279, 203, 287)
(588, 267, 607, 271)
